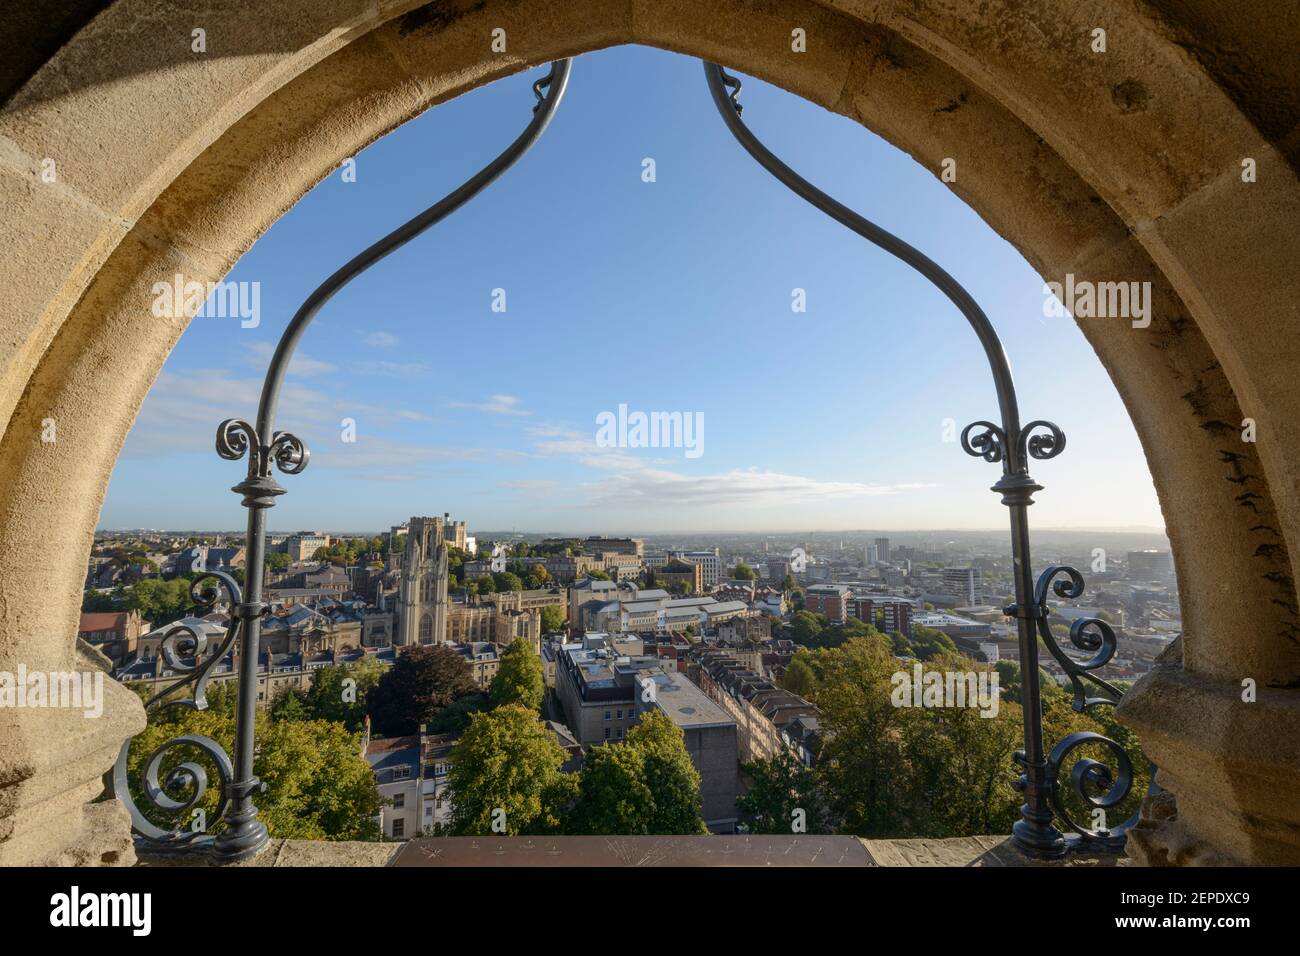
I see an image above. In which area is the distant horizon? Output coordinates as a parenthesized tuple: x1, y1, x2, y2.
(96, 524, 1169, 538)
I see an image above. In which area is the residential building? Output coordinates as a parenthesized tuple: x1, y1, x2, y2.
(670, 549, 722, 588)
(77, 609, 150, 668)
(656, 556, 704, 594)
(282, 531, 331, 562)
(804, 583, 850, 622)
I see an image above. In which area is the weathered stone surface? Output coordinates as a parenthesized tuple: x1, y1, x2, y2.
(1, 0, 1298, 866)
(862, 835, 1130, 867)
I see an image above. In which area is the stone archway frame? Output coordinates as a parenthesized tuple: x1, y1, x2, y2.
(2, 0, 1298, 865)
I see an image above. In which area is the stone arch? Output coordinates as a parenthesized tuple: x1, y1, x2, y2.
(2, 0, 1298, 864)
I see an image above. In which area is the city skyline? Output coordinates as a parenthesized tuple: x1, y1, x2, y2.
(102, 45, 1166, 533)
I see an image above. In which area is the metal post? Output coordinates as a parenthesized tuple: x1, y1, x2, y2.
(701, 60, 1133, 856)
(109, 59, 571, 861)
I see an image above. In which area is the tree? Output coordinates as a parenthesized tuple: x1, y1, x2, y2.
(368, 645, 476, 737)
(527, 565, 551, 588)
(780, 651, 819, 697)
(490, 640, 544, 712)
(492, 571, 524, 592)
(539, 605, 566, 634)
(807, 636, 913, 835)
(569, 739, 655, 834)
(425, 692, 490, 735)
(889, 631, 915, 658)
(780, 573, 797, 593)
(586, 568, 611, 581)
(910, 625, 959, 661)
(624, 711, 708, 834)
(270, 685, 311, 722)
(127, 708, 381, 841)
(737, 750, 829, 834)
(732, 562, 757, 581)
(790, 610, 825, 647)
(265, 551, 292, 571)
(121, 577, 195, 626)
(569, 711, 707, 835)
(308, 656, 385, 730)
(445, 705, 572, 835)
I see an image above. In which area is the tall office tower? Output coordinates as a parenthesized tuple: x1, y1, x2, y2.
(865, 544, 880, 564)
(874, 537, 891, 563)
(397, 516, 450, 646)
(941, 566, 983, 605)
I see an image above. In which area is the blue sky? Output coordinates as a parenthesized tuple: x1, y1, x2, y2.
(103, 45, 1164, 534)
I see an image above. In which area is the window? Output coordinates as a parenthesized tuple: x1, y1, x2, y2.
(615, 727, 623, 739)
(392, 765, 411, 781)
(392, 793, 405, 809)
(391, 819, 405, 838)
(604, 710, 611, 721)
(616, 709, 623, 719)
(604, 727, 610, 739)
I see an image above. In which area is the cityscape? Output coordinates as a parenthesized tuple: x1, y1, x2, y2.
(84, 519, 1177, 840)
(4, 0, 1295, 928)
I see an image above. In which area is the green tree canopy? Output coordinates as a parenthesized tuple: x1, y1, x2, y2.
(910, 625, 959, 661)
(307, 656, 385, 731)
(445, 704, 572, 835)
(127, 708, 381, 841)
(790, 610, 826, 647)
(569, 710, 707, 835)
(425, 692, 490, 735)
(780, 651, 819, 698)
(737, 750, 829, 834)
(489, 640, 544, 712)
(367, 645, 476, 737)
(732, 562, 757, 581)
(539, 604, 566, 634)
(492, 571, 525, 592)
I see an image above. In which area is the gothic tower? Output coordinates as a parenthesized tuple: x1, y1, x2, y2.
(397, 515, 449, 646)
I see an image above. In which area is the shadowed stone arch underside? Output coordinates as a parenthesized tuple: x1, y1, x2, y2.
(2, 0, 1298, 865)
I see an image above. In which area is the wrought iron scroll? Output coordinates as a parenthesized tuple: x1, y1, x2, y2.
(703, 61, 1139, 857)
(108, 59, 572, 862)
(106, 571, 242, 853)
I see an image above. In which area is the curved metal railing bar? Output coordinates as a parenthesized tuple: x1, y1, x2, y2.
(111, 60, 572, 862)
(256, 57, 572, 438)
(702, 63, 1025, 463)
(703, 60, 1137, 858)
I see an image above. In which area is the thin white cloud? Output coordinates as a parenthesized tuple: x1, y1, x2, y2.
(450, 394, 531, 417)
(120, 369, 439, 461)
(582, 468, 932, 508)
(245, 341, 335, 377)
(363, 331, 398, 348)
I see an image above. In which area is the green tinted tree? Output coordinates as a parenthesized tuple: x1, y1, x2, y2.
(737, 750, 829, 834)
(489, 640, 544, 712)
(445, 705, 571, 835)
(539, 605, 566, 634)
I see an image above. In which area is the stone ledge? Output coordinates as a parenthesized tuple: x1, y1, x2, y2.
(862, 835, 1131, 867)
(137, 834, 1127, 867)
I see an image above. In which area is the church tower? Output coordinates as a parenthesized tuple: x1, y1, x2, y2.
(397, 515, 450, 646)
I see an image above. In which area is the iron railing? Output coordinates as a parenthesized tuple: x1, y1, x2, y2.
(107, 56, 1138, 861)
(702, 62, 1138, 857)
(107, 59, 572, 862)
